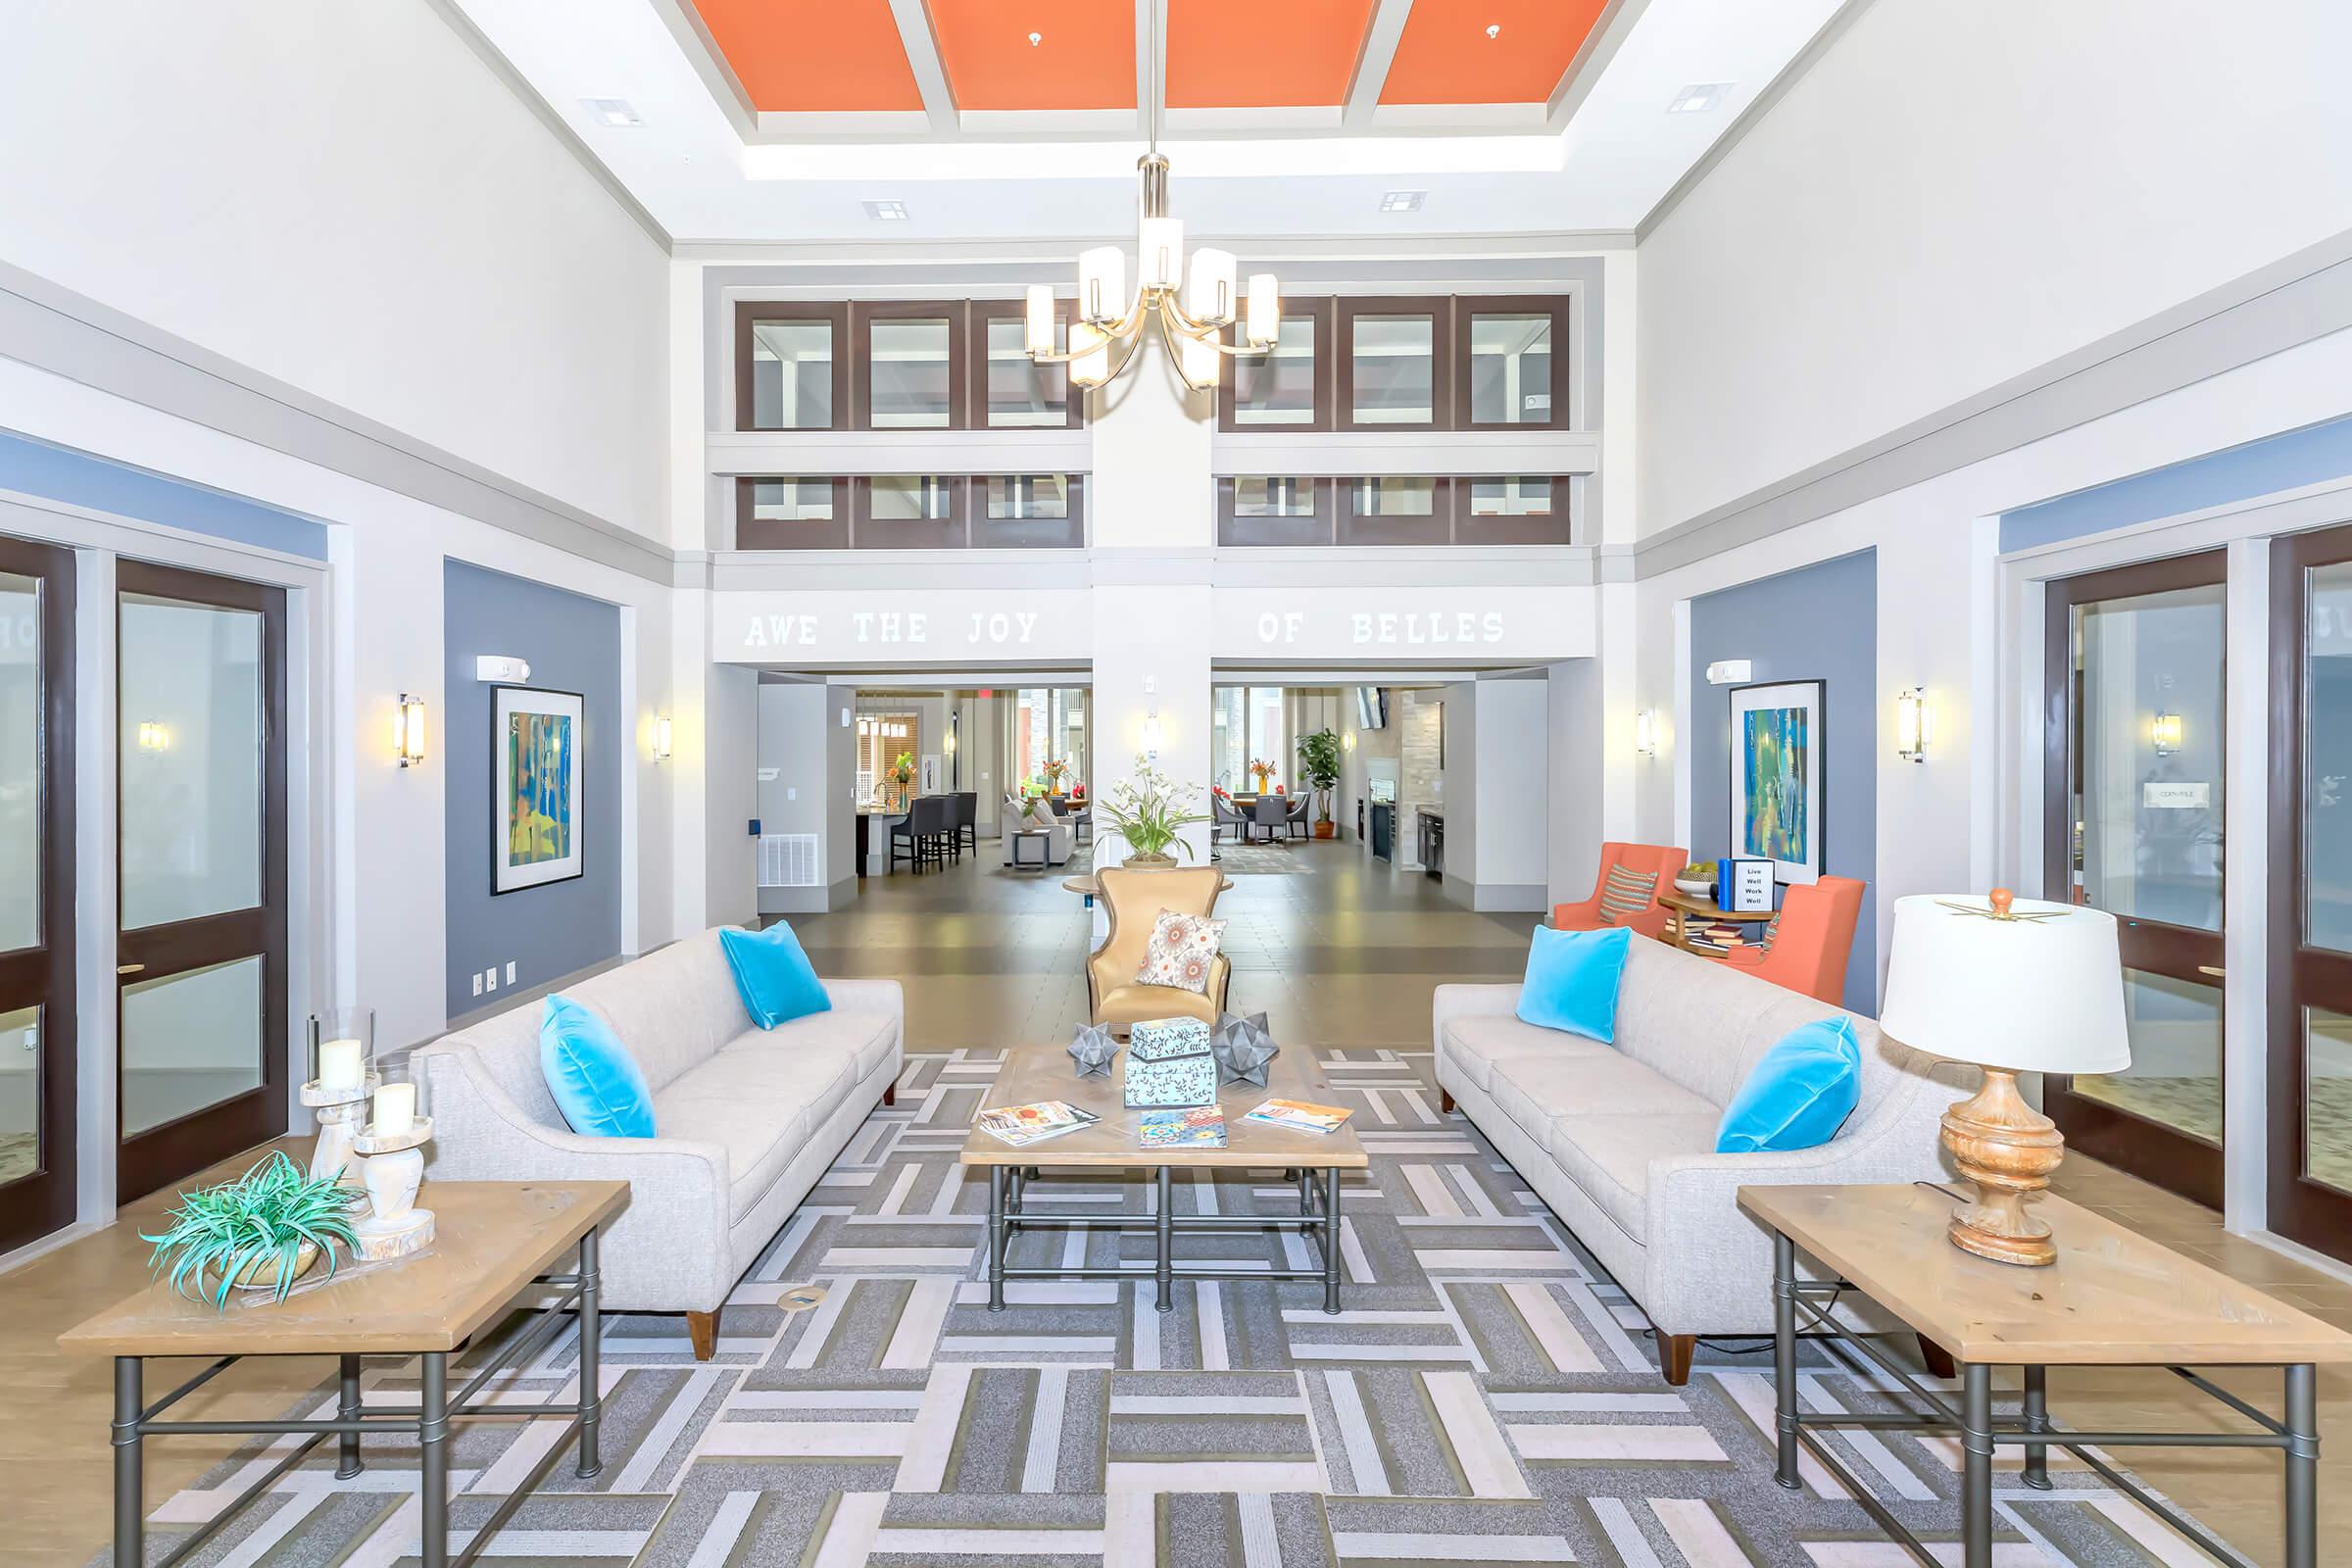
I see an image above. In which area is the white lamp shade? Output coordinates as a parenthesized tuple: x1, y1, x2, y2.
(1023, 284, 1056, 353)
(1138, 217, 1184, 291)
(1245, 273, 1280, 345)
(1078, 246, 1126, 325)
(1175, 331, 1219, 391)
(1877, 895, 2131, 1075)
(1186, 246, 1237, 324)
(1068, 320, 1111, 387)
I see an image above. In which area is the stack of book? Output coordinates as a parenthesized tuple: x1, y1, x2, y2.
(1243, 1099, 1352, 1134)
(976, 1101, 1098, 1147)
(1685, 922, 1749, 956)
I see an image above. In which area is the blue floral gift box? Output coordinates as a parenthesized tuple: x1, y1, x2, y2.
(1123, 1017, 1218, 1108)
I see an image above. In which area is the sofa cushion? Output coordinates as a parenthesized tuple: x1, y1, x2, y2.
(1596, 863, 1658, 926)
(1490, 1053, 1718, 1148)
(1610, 938, 1879, 1108)
(656, 1018, 884, 1221)
(718, 922, 833, 1030)
(1514, 926, 1633, 1042)
(1716, 1016, 1862, 1152)
(539, 995, 656, 1139)
(562, 932, 760, 1093)
(1439, 1012, 1615, 1094)
(1544, 1111, 1721, 1243)
(1136, 908, 1228, 994)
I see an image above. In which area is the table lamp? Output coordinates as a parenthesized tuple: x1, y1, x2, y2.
(1878, 889, 2129, 1266)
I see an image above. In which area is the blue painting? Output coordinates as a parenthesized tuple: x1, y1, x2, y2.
(1730, 680, 1824, 884)
(493, 686, 583, 893)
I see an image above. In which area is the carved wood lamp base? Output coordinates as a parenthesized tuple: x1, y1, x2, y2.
(1940, 1064, 2064, 1268)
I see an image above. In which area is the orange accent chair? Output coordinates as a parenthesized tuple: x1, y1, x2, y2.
(1715, 875, 1866, 1004)
(1550, 842, 1690, 940)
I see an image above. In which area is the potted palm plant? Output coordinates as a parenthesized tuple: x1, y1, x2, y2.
(141, 1150, 362, 1308)
(1296, 727, 1343, 838)
(1097, 753, 1209, 866)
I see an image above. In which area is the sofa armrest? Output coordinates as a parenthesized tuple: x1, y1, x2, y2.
(821, 977, 906, 1035)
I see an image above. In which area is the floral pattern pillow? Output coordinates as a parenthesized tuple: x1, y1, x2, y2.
(1135, 907, 1229, 994)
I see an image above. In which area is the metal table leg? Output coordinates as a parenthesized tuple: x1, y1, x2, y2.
(2021, 1363, 2050, 1490)
(1296, 1168, 1311, 1214)
(336, 1354, 366, 1478)
(988, 1167, 1008, 1312)
(2286, 1363, 2318, 1568)
(1155, 1166, 1174, 1313)
(113, 1356, 143, 1567)
(576, 1226, 603, 1479)
(1322, 1167, 1344, 1314)
(1772, 1230, 1799, 1490)
(419, 1351, 450, 1568)
(1961, 1363, 1992, 1568)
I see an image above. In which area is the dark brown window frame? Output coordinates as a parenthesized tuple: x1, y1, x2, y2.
(1216, 477, 1334, 546)
(1338, 475, 1454, 545)
(735, 477, 852, 550)
(970, 300, 1085, 430)
(973, 475, 1086, 548)
(852, 475, 968, 550)
(851, 300, 970, 433)
(1335, 296, 1454, 435)
(1217, 298, 1337, 434)
(1454, 474, 1575, 545)
(1456, 294, 1575, 432)
(734, 302, 850, 434)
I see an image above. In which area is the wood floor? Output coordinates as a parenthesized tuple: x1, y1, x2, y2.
(3, 838, 2347, 1565)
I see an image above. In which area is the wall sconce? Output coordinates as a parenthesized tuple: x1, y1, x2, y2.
(1343, 730, 1355, 753)
(651, 714, 673, 763)
(943, 728, 957, 755)
(1141, 710, 1163, 754)
(1633, 709, 1659, 758)
(393, 694, 427, 768)
(1895, 686, 1933, 763)
(2151, 710, 2182, 756)
(136, 720, 172, 753)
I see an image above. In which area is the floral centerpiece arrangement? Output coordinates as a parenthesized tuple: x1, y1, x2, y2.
(1097, 753, 1209, 866)
(891, 751, 915, 789)
(142, 1151, 362, 1307)
(1042, 758, 1070, 796)
(1249, 758, 1278, 793)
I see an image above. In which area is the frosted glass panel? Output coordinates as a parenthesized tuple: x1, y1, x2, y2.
(1233, 316, 1316, 425)
(749, 318, 834, 429)
(868, 476, 953, 520)
(869, 318, 952, 427)
(0, 1004, 36, 1188)
(985, 318, 1067, 427)
(1467, 477, 1553, 515)
(1353, 476, 1436, 516)
(2307, 1006, 2352, 1195)
(2306, 564, 2352, 951)
(1350, 316, 1434, 424)
(122, 956, 262, 1137)
(1469, 313, 1553, 424)
(0, 572, 37, 953)
(121, 592, 263, 929)
(1234, 478, 1315, 517)
(2069, 968, 2223, 1147)
(984, 476, 1068, 520)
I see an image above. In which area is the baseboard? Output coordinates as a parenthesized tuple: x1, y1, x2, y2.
(760, 882, 840, 915)
(1442, 874, 1546, 912)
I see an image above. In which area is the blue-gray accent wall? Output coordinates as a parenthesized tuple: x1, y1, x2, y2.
(0, 428, 328, 559)
(442, 560, 621, 1019)
(1688, 549, 1879, 1015)
(2001, 415, 2352, 553)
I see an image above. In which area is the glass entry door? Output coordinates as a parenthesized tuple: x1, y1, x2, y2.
(116, 561, 287, 1200)
(0, 535, 76, 1251)
(2042, 553, 2229, 1206)
(2273, 523, 2352, 1261)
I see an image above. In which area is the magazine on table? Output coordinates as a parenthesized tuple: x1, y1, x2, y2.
(1139, 1106, 1228, 1150)
(977, 1100, 1099, 1147)
(1243, 1098, 1352, 1135)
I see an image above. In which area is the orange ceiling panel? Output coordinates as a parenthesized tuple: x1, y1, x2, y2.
(689, 0, 924, 113)
(1378, 0, 1609, 105)
(924, 0, 1137, 113)
(1165, 0, 1376, 109)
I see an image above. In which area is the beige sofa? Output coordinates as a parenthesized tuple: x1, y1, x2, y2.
(1434, 937, 1968, 1383)
(414, 927, 902, 1359)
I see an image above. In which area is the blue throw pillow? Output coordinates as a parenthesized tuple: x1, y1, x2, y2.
(718, 922, 833, 1030)
(1716, 1016, 1863, 1153)
(1514, 925, 1634, 1043)
(539, 995, 655, 1139)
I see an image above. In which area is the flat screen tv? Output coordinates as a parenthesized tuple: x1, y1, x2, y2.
(1354, 686, 1389, 731)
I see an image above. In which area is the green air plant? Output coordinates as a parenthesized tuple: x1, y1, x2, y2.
(1295, 728, 1343, 825)
(141, 1150, 362, 1308)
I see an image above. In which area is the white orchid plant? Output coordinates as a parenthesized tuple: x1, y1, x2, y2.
(1096, 752, 1209, 859)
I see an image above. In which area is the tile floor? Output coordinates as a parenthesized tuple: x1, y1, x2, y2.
(2, 837, 2347, 1564)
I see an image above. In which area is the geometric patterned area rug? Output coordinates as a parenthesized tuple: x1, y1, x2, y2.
(1069, 840, 1315, 876)
(122, 1048, 2234, 1566)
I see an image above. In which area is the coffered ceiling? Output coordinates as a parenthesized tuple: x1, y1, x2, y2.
(445, 0, 1855, 243)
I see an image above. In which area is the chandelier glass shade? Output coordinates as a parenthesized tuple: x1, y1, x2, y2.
(1023, 152, 1280, 394)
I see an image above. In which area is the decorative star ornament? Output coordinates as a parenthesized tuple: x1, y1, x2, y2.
(1210, 1009, 1279, 1088)
(1067, 1021, 1120, 1078)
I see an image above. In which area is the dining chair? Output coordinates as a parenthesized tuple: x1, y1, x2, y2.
(1251, 794, 1287, 845)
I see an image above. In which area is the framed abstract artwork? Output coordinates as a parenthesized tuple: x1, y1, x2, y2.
(1729, 679, 1825, 886)
(492, 686, 583, 894)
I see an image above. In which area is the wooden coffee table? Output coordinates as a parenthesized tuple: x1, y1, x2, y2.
(60, 1180, 625, 1568)
(961, 1037, 1368, 1313)
(1739, 1182, 2352, 1568)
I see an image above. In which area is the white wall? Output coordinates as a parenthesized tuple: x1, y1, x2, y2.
(0, 0, 669, 534)
(1637, 0, 2352, 532)
(1474, 679, 1550, 907)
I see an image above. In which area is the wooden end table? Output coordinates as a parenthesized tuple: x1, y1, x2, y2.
(961, 1040, 1368, 1314)
(61, 1180, 625, 1568)
(1738, 1182, 2352, 1568)
(1656, 887, 1775, 953)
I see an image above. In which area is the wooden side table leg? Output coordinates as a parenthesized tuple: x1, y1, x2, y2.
(576, 1226, 603, 1480)
(336, 1354, 365, 1478)
(2020, 1364, 2050, 1490)
(113, 1356, 142, 1567)
(1960, 1363, 1993, 1568)
(1772, 1231, 1800, 1490)
(419, 1351, 450, 1568)
(2286, 1363, 2318, 1568)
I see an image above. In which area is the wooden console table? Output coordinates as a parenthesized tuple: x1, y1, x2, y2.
(61, 1180, 624, 1568)
(1738, 1182, 2352, 1568)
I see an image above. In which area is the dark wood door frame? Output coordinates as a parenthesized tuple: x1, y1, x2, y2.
(2040, 549, 2230, 1208)
(2270, 522, 2352, 1260)
(0, 533, 76, 1253)
(115, 560, 289, 1202)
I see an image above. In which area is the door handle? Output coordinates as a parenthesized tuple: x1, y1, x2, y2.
(116, 962, 146, 976)
(2197, 964, 2225, 979)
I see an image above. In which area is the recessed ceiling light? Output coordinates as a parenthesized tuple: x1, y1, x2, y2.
(1380, 190, 1425, 214)
(1486, 23, 1500, 39)
(580, 97, 643, 128)
(1666, 82, 1735, 114)
(863, 199, 910, 221)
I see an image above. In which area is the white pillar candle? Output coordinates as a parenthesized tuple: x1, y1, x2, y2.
(318, 1037, 365, 1091)
(372, 1081, 416, 1139)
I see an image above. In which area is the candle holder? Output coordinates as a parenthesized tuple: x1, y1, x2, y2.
(351, 1113, 436, 1262)
(303, 1008, 376, 1199)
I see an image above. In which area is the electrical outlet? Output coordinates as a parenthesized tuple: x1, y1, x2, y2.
(472, 971, 483, 997)
(787, 786, 798, 801)
(485, 968, 500, 993)
(506, 960, 516, 984)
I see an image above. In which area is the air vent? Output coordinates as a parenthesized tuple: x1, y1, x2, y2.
(759, 834, 821, 888)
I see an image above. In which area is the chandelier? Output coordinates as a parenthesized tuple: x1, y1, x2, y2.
(1021, 6, 1279, 393)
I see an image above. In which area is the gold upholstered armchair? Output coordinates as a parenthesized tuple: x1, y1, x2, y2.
(1087, 866, 1232, 1033)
